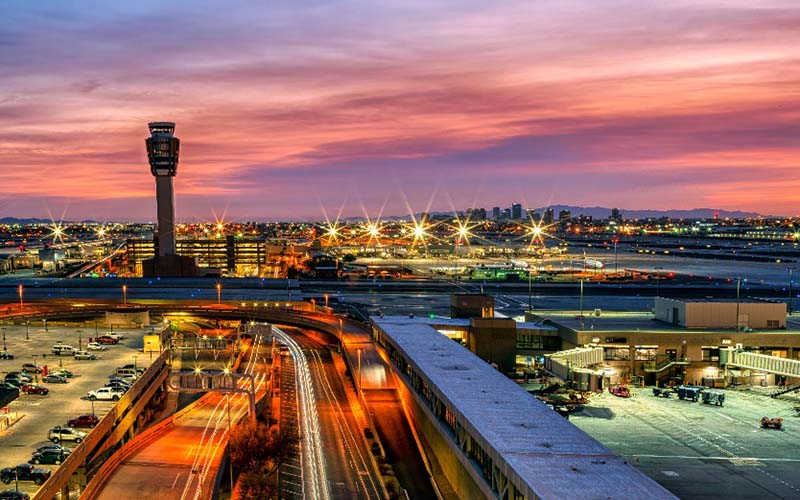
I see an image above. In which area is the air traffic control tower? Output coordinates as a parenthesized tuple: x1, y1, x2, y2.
(142, 122, 202, 277)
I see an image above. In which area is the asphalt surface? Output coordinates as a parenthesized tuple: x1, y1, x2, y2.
(571, 387, 800, 500)
(288, 329, 383, 500)
(0, 325, 153, 497)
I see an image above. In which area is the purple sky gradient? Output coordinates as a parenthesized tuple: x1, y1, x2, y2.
(0, 0, 798, 221)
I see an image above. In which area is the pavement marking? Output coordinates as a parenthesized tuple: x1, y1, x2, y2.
(171, 473, 181, 489)
(628, 454, 800, 462)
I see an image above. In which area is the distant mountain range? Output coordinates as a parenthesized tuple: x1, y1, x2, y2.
(1, 206, 770, 225)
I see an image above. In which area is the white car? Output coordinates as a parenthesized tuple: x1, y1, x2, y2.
(86, 342, 107, 351)
(87, 387, 124, 401)
(104, 333, 125, 341)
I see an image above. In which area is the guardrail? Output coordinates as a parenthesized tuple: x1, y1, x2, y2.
(32, 349, 170, 500)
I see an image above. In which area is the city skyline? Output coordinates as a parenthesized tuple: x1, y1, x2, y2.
(1, 1, 799, 221)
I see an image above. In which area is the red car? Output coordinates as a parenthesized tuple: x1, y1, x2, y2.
(67, 414, 100, 428)
(21, 384, 49, 395)
(95, 336, 119, 345)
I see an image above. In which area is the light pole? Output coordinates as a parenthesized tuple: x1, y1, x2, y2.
(226, 392, 233, 496)
(31, 355, 38, 383)
(528, 269, 533, 313)
(357, 348, 363, 394)
(2, 328, 5, 351)
(25, 321, 29, 341)
(18, 285, 23, 308)
(613, 237, 619, 274)
(216, 283, 222, 304)
(788, 267, 795, 315)
(324, 293, 329, 311)
(579, 279, 585, 330)
(654, 266, 663, 298)
(736, 277, 741, 332)
(122, 284, 127, 305)
(133, 355, 138, 371)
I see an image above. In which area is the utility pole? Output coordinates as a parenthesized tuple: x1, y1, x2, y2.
(788, 267, 795, 315)
(736, 277, 741, 332)
(579, 279, 585, 330)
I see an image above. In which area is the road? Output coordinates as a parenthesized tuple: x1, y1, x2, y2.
(282, 327, 383, 500)
(95, 329, 269, 500)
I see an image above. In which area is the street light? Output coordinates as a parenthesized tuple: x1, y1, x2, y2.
(736, 277, 742, 332)
(132, 355, 139, 371)
(788, 267, 796, 315)
(122, 285, 127, 305)
(528, 268, 533, 313)
(357, 348, 363, 394)
(579, 279, 585, 330)
(324, 293, 329, 311)
(2, 328, 6, 351)
(654, 266, 663, 298)
(613, 237, 619, 274)
(25, 321, 29, 341)
(18, 285, 23, 308)
(216, 283, 222, 304)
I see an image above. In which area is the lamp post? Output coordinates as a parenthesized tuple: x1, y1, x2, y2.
(654, 266, 663, 298)
(122, 285, 127, 305)
(133, 355, 138, 371)
(357, 348, 363, 394)
(579, 279, 585, 330)
(31, 355, 38, 383)
(216, 283, 222, 304)
(226, 392, 233, 496)
(25, 321, 29, 341)
(2, 328, 6, 351)
(18, 285, 23, 308)
(324, 293, 329, 311)
(788, 267, 795, 315)
(736, 277, 741, 332)
(613, 237, 619, 274)
(528, 269, 533, 313)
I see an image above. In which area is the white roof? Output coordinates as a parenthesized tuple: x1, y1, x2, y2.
(374, 317, 677, 500)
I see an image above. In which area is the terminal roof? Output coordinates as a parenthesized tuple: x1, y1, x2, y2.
(374, 316, 677, 500)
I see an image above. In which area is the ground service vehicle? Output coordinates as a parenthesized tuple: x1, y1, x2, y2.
(48, 426, 86, 443)
(0, 464, 51, 485)
(761, 417, 783, 430)
(702, 391, 725, 406)
(652, 387, 672, 398)
(87, 387, 123, 401)
(29, 448, 71, 465)
(609, 385, 631, 397)
(68, 414, 99, 428)
(677, 385, 703, 402)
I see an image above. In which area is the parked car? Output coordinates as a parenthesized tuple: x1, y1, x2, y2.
(42, 374, 68, 384)
(29, 448, 71, 465)
(0, 489, 31, 499)
(21, 363, 42, 374)
(86, 342, 107, 351)
(5, 372, 31, 384)
(104, 333, 125, 341)
(20, 384, 49, 395)
(35, 444, 71, 455)
(0, 352, 14, 360)
(1, 379, 22, 389)
(73, 350, 97, 360)
(95, 336, 119, 345)
(67, 414, 99, 428)
(48, 426, 86, 443)
(107, 377, 133, 388)
(119, 364, 145, 375)
(53, 368, 74, 378)
(105, 382, 129, 393)
(51, 344, 75, 356)
(87, 387, 124, 401)
(0, 464, 51, 485)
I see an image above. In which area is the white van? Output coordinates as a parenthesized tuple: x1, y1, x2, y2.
(52, 344, 75, 356)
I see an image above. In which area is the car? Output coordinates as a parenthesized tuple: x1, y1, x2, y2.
(0, 382, 19, 390)
(119, 364, 145, 374)
(5, 372, 31, 384)
(42, 374, 68, 384)
(29, 448, 71, 465)
(34, 443, 71, 455)
(53, 368, 74, 378)
(95, 336, 119, 345)
(67, 414, 99, 428)
(51, 344, 75, 356)
(20, 363, 42, 374)
(0, 489, 31, 499)
(104, 382, 129, 393)
(107, 377, 133, 388)
(104, 333, 125, 341)
(86, 342, 107, 351)
(0, 352, 14, 360)
(73, 350, 97, 360)
(48, 426, 86, 443)
(86, 387, 124, 401)
(20, 384, 49, 395)
(0, 464, 51, 485)
(1, 379, 22, 389)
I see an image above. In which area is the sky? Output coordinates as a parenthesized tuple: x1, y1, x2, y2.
(0, 0, 798, 222)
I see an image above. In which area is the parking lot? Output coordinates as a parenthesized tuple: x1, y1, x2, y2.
(571, 387, 800, 500)
(0, 324, 153, 496)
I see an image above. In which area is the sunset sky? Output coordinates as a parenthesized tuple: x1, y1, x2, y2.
(1, 0, 798, 221)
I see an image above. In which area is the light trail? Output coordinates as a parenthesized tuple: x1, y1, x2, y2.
(273, 326, 331, 500)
